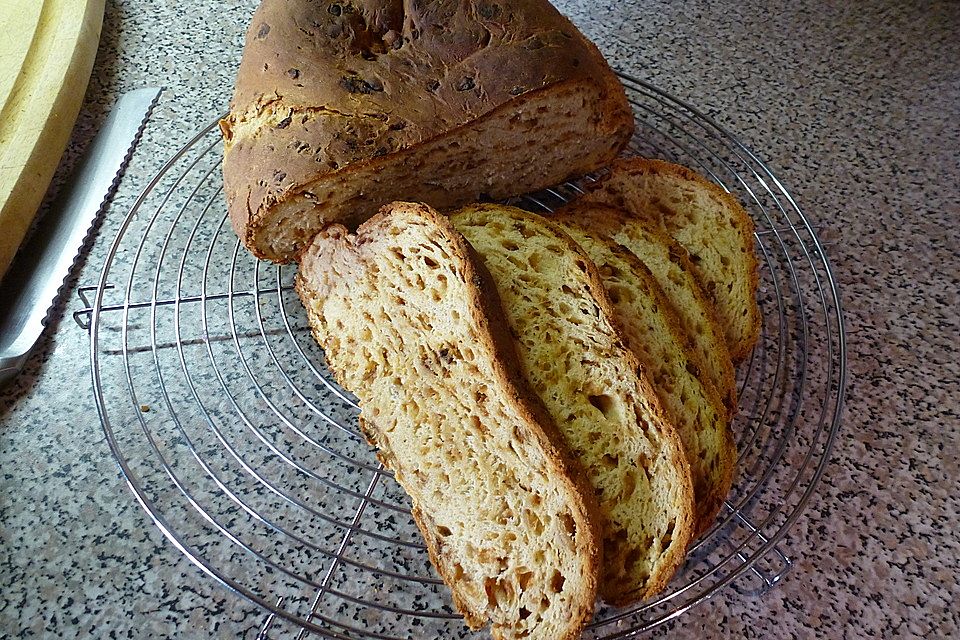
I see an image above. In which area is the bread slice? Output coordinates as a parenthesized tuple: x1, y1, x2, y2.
(222, 0, 635, 262)
(580, 158, 762, 362)
(296, 203, 601, 640)
(556, 202, 738, 417)
(553, 220, 737, 536)
(450, 204, 695, 605)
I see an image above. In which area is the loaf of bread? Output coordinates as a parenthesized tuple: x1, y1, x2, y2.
(295, 202, 601, 640)
(451, 204, 695, 605)
(554, 220, 737, 536)
(222, 0, 635, 262)
(579, 159, 761, 362)
(556, 202, 738, 417)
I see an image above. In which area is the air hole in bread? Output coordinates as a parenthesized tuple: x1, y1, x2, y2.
(423, 255, 439, 268)
(519, 606, 532, 620)
(484, 577, 514, 609)
(437, 525, 452, 537)
(524, 511, 545, 536)
(623, 546, 642, 573)
(507, 254, 526, 269)
(511, 425, 527, 444)
(661, 519, 675, 547)
(601, 452, 619, 469)
(587, 393, 616, 418)
(549, 570, 565, 594)
(621, 469, 637, 501)
(517, 569, 534, 592)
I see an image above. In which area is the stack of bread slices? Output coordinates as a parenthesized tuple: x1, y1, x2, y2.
(224, 2, 761, 638)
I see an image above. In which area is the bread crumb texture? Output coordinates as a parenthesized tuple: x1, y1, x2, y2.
(556, 221, 736, 537)
(452, 204, 695, 605)
(581, 159, 761, 362)
(556, 201, 738, 417)
(296, 203, 598, 640)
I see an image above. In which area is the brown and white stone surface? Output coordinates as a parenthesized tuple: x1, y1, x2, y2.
(0, 1, 956, 638)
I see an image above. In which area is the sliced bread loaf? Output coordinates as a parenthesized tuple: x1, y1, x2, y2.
(579, 158, 762, 362)
(556, 202, 738, 417)
(222, 0, 634, 262)
(296, 203, 601, 640)
(451, 204, 695, 605)
(554, 220, 737, 537)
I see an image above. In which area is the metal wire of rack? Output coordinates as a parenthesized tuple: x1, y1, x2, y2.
(79, 73, 845, 638)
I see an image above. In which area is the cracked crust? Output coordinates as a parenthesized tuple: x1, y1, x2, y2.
(222, 0, 634, 262)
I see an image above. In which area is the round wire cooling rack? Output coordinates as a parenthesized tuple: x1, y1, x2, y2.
(81, 73, 845, 638)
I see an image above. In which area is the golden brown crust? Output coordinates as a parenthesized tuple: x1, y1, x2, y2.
(296, 202, 600, 639)
(555, 201, 739, 418)
(224, 0, 634, 261)
(580, 158, 762, 363)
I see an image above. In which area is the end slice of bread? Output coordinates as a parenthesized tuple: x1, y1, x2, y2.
(557, 202, 738, 417)
(580, 158, 762, 362)
(296, 203, 601, 640)
(555, 220, 737, 536)
(451, 204, 695, 605)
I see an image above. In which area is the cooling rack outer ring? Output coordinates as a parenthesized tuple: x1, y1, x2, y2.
(87, 73, 845, 638)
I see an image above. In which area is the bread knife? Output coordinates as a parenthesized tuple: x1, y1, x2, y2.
(0, 87, 161, 387)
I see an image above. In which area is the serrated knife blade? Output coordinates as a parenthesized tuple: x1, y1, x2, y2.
(0, 87, 161, 387)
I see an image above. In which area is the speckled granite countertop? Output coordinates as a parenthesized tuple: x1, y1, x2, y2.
(1, 1, 957, 637)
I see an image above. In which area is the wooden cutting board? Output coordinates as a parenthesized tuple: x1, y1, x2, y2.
(0, 0, 106, 280)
